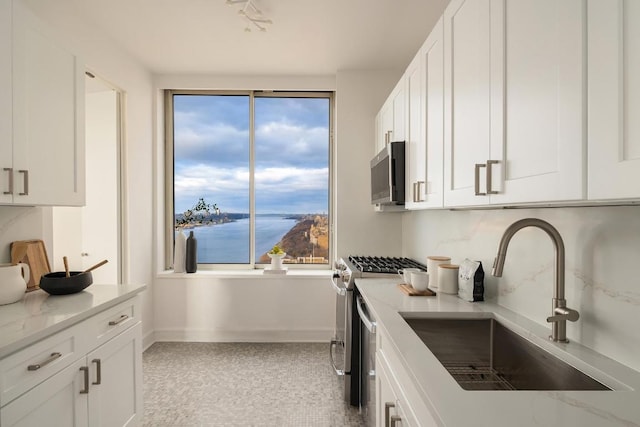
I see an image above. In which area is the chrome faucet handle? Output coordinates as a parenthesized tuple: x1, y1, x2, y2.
(547, 306, 580, 323)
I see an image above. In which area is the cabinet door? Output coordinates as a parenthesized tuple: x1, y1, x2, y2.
(1, 358, 89, 427)
(420, 17, 444, 208)
(489, 0, 585, 204)
(404, 50, 425, 210)
(87, 323, 143, 427)
(443, 0, 492, 207)
(377, 352, 397, 427)
(588, 0, 640, 200)
(391, 80, 406, 142)
(12, 0, 85, 206)
(0, 0, 12, 204)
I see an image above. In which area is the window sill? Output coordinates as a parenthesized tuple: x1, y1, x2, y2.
(156, 269, 332, 280)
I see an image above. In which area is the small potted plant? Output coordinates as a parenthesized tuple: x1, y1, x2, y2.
(267, 245, 286, 270)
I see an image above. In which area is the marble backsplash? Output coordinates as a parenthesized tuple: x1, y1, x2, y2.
(0, 207, 50, 263)
(402, 205, 640, 372)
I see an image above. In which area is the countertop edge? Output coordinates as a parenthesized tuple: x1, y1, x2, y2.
(0, 283, 147, 359)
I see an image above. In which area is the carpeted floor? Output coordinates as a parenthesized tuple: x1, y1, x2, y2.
(143, 342, 366, 427)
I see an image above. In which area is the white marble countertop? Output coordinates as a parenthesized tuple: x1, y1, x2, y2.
(0, 283, 147, 359)
(356, 278, 640, 427)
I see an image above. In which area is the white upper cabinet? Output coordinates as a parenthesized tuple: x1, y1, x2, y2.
(375, 79, 406, 154)
(443, 0, 493, 207)
(489, 0, 585, 205)
(405, 17, 444, 210)
(2, 0, 85, 207)
(444, 0, 586, 207)
(0, 0, 12, 204)
(588, 0, 640, 200)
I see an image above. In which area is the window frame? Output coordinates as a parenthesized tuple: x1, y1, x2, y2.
(164, 89, 334, 270)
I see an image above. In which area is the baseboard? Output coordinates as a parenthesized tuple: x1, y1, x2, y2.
(142, 329, 156, 351)
(152, 328, 334, 343)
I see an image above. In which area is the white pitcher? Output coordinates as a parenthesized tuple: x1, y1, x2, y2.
(0, 263, 30, 305)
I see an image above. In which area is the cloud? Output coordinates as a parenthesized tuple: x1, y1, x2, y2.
(174, 164, 328, 214)
(172, 94, 330, 214)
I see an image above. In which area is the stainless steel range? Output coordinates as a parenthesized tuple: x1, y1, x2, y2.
(329, 256, 428, 409)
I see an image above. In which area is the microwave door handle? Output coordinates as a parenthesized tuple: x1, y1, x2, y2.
(356, 296, 377, 334)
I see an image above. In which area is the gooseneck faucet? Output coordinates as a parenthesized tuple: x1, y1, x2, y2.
(491, 218, 579, 343)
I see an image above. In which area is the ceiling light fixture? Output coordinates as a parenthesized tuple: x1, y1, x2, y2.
(225, 0, 273, 32)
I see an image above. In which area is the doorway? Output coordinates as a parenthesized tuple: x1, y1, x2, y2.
(51, 72, 123, 283)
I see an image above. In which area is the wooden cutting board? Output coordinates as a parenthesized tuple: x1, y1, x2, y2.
(397, 283, 436, 296)
(10, 240, 51, 291)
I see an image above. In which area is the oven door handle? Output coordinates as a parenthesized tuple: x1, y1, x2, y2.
(329, 339, 346, 376)
(331, 274, 348, 296)
(357, 296, 377, 334)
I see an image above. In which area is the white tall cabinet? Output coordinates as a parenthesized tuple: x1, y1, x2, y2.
(443, 0, 585, 207)
(1, 0, 85, 206)
(405, 18, 444, 210)
(588, 0, 640, 200)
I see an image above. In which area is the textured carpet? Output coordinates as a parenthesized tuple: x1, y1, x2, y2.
(143, 342, 366, 427)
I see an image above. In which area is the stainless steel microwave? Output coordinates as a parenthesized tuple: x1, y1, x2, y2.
(370, 141, 405, 205)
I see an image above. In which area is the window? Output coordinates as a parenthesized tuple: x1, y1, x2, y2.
(165, 90, 333, 268)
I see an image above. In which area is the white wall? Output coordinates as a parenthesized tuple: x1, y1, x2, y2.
(18, 0, 155, 343)
(150, 70, 404, 342)
(335, 70, 404, 259)
(402, 206, 640, 371)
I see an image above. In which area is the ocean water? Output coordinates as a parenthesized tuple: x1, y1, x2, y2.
(176, 216, 298, 264)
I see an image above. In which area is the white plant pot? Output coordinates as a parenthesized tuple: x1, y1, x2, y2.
(268, 253, 286, 270)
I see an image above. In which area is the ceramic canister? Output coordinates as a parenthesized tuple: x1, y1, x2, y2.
(426, 256, 451, 289)
(438, 264, 460, 294)
(0, 263, 30, 305)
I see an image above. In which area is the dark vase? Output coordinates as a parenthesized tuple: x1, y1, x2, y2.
(185, 231, 197, 273)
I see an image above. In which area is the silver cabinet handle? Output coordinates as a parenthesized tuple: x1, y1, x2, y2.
(3, 167, 12, 195)
(474, 163, 487, 196)
(108, 314, 129, 326)
(27, 352, 62, 371)
(92, 359, 102, 385)
(79, 366, 89, 394)
(18, 170, 28, 195)
(416, 181, 425, 202)
(385, 402, 396, 427)
(391, 415, 402, 427)
(486, 160, 499, 194)
(329, 339, 345, 376)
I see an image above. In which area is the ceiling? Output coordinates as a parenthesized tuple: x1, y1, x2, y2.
(36, 0, 450, 76)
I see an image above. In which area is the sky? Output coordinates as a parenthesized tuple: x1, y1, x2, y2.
(173, 94, 329, 215)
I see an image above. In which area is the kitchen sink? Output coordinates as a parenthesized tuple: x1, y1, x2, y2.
(403, 317, 611, 391)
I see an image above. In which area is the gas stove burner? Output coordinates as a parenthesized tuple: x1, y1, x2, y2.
(347, 256, 427, 274)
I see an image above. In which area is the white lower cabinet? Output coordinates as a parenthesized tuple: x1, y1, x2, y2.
(376, 331, 439, 427)
(377, 352, 417, 427)
(0, 297, 143, 427)
(2, 358, 89, 427)
(87, 324, 142, 427)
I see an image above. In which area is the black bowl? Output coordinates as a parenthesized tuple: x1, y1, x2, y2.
(39, 271, 93, 295)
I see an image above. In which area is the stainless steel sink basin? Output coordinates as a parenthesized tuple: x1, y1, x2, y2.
(403, 318, 611, 391)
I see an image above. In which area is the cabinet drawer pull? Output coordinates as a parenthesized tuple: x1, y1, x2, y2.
(486, 160, 499, 194)
(108, 314, 129, 326)
(92, 358, 102, 385)
(416, 181, 425, 202)
(385, 402, 395, 427)
(18, 170, 28, 196)
(390, 415, 402, 426)
(27, 352, 62, 371)
(3, 167, 12, 195)
(80, 366, 89, 394)
(474, 163, 486, 196)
